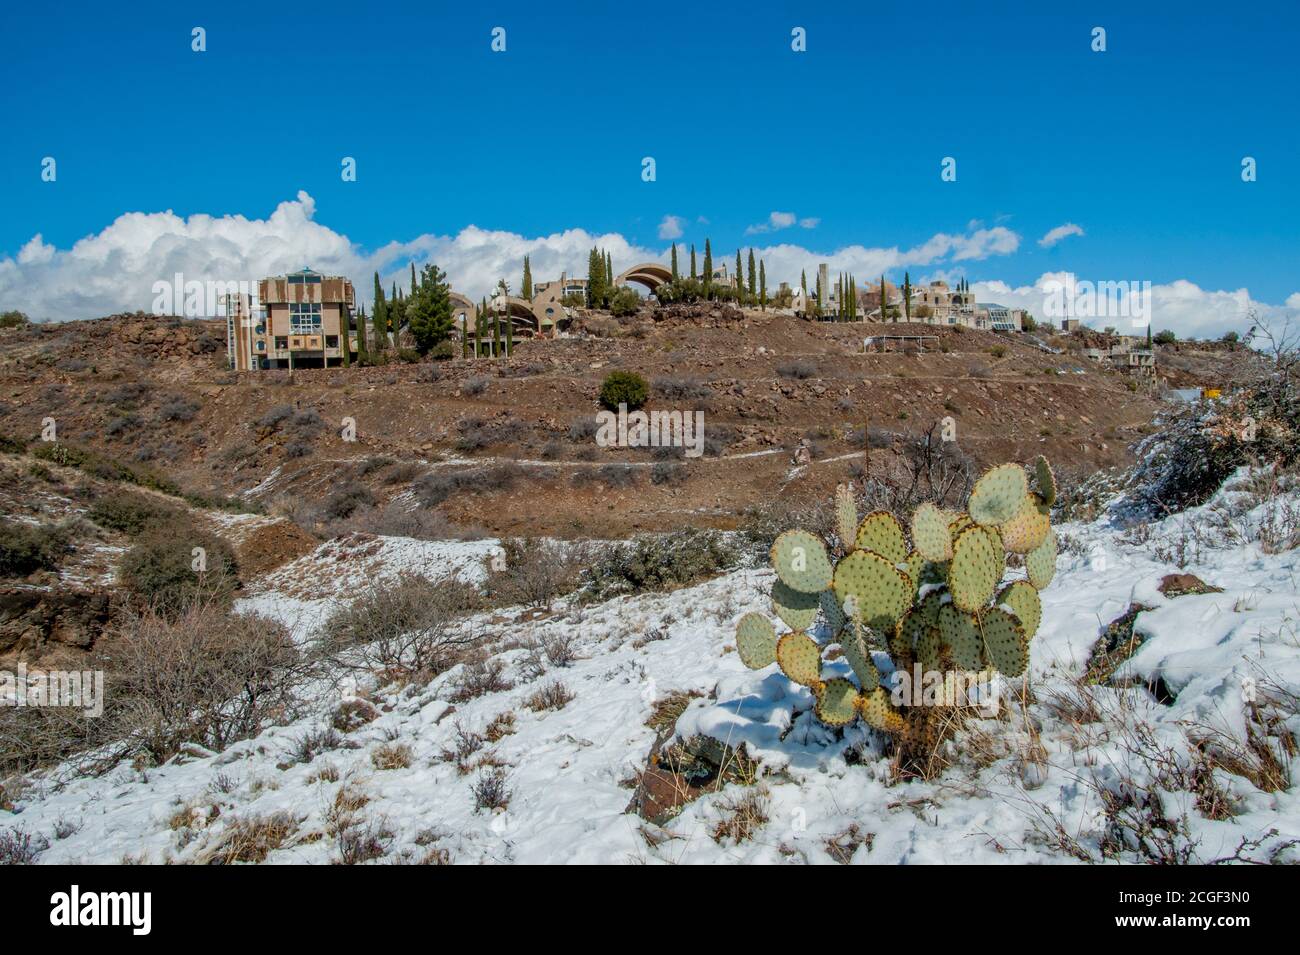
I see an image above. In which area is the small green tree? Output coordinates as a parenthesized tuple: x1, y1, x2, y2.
(407, 263, 454, 355)
(671, 244, 679, 282)
(371, 273, 389, 351)
(521, 255, 533, 300)
(598, 371, 648, 411)
(702, 240, 713, 296)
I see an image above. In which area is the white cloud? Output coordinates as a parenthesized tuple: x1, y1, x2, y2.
(745, 210, 806, 235)
(657, 215, 684, 240)
(798, 218, 820, 229)
(969, 272, 1296, 340)
(1038, 223, 1085, 248)
(3, 196, 1290, 341)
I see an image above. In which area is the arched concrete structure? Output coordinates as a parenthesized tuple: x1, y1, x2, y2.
(488, 295, 567, 338)
(614, 262, 672, 292)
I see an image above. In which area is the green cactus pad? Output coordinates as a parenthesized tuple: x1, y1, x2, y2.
(839, 620, 880, 692)
(854, 511, 909, 564)
(893, 596, 938, 658)
(832, 549, 912, 631)
(911, 502, 954, 561)
(815, 677, 861, 727)
(1033, 455, 1057, 507)
(776, 631, 822, 686)
(949, 512, 973, 542)
(938, 604, 983, 671)
(735, 613, 778, 669)
(771, 579, 821, 632)
(978, 607, 1028, 677)
(834, 483, 858, 551)
(771, 529, 834, 593)
(1025, 527, 1058, 590)
(997, 580, 1042, 640)
(819, 589, 846, 636)
(968, 464, 1029, 527)
(999, 493, 1051, 554)
(949, 525, 1006, 612)
(858, 687, 905, 734)
(915, 625, 943, 669)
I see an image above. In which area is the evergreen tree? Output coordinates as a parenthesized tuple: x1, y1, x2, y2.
(670, 244, 679, 282)
(476, 299, 485, 357)
(902, 271, 912, 322)
(815, 270, 823, 313)
(356, 304, 368, 361)
(747, 249, 757, 298)
(734, 250, 743, 299)
(759, 260, 767, 311)
(492, 302, 501, 358)
(407, 262, 454, 355)
(606, 252, 613, 290)
(410, 262, 418, 295)
(521, 255, 532, 300)
(371, 273, 389, 350)
(690, 244, 697, 280)
(880, 274, 888, 321)
(702, 240, 713, 296)
(462, 312, 469, 358)
(801, 269, 807, 293)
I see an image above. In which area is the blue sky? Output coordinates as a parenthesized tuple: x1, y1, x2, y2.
(1, 0, 1297, 326)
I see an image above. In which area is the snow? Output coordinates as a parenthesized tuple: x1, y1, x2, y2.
(4, 470, 1299, 865)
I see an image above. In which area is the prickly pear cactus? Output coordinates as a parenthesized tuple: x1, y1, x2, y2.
(730, 460, 1061, 746)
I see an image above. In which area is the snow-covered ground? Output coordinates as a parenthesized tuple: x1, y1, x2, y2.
(5, 471, 1298, 864)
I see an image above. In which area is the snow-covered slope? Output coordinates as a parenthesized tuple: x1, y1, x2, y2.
(6, 472, 1299, 864)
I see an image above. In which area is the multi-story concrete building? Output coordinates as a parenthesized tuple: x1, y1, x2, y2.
(253, 268, 356, 369)
(222, 292, 266, 371)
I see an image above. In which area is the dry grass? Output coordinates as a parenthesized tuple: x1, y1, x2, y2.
(645, 690, 700, 734)
(525, 680, 575, 712)
(484, 711, 517, 742)
(206, 812, 298, 864)
(370, 742, 413, 771)
(710, 788, 770, 845)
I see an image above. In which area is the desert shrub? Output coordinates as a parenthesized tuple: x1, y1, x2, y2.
(284, 439, 313, 459)
(471, 767, 512, 812)
(654, 377, 711, 400)
(598, 371, 648, 411)
(567, 416, 600, 441)
(287, 408, 325, 437)
(413, 464, 520, 507)
(0, 828, 46, 864)
(371, 742, 413, 770)
(777, 359, 817, 379)
(608, 287, 641, 317)
(651, 460, 686, 485)
(208, 812, 298, 864)
(117, 516, 240, 612)
(255, 404, 294, 429)
(326, 502, 483, 541)
(572, 464, 639, 489)
(0, 310, 30, 329)
(525, 680, 574, 712)
(0, 520, 70, 577)
(317, 573, 481, 678)
(158, 397, 200, 422)
(485, 537, 587, 609)
(462, 377, 488, 396)
(105, 382, 152, 407)
(102, 604, 304, 765)
(449, 658, 513, 701)
(86, 489, 181, 536)
(989, 345, 1007, 359)
(320, 482, 375, 520)
(580, 529, 740, 601)
(105, 413, 141, 438)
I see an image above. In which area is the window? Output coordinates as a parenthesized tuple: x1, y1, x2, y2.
(275, 336, 288, 349)
(325, 335, 339, 347)
(257, 340, 266, 351)
(290, 302, 322, 334)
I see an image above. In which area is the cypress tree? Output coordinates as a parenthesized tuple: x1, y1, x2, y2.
(880, 275, 888, 321)
(372, 273, 389, 350)
(410, 262, 418, 294)
(690, 244, 697, 280)
(492, 304, 501, 357)
(747, 249, 757, 298)
(356, 304, 368, 362)
(670, 244, 679, 282)
(734, 250, 743, 299)
(476, 299, 485, 356)
(759, 260, 767, 311)
(522, 255, 532, 300)
(702, 240, 713, 296)
(903, 272, 912, 322)
(606, 252, 613, 289)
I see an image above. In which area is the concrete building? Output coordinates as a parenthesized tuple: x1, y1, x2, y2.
(223, 292, 266, 371)
(975, 303, 1026, 332)
(258, 268, 355, 368)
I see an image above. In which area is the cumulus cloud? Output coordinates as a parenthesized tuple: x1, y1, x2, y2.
(745, 210, 815, 235)
(657, 215, 684, 240)
(1038, 223, 1085, 248)
(969, 272, 1297, 340)
(3, 195, 1290, 340)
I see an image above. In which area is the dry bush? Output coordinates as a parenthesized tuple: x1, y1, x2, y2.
(370, 742, 413, 771)
(485, 537, 588, 610)
(448, 657, 513, 702)
(289, 726, 343, 765)
(525, 680, 574, 712)
(96, 603, 305, 767)
(117, 516, 240, 613)
(206, 812, 298, 864)
(439, 721, 485, 774)
(0, 827, 47, 865)
(484, 711, 516, 742)
(471, 766, 512, 812)
(317, 573, 481, 679)
(710, 788, 770, 845)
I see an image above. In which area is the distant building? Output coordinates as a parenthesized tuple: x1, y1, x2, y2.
(225, 268, 356, 370)
(975, 303, 1026, 332)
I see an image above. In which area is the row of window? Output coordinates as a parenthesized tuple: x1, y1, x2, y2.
(290, 302, 322, 334)
(271, 335, 341, 350)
